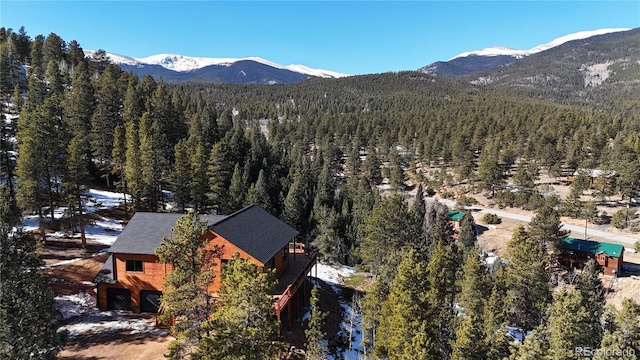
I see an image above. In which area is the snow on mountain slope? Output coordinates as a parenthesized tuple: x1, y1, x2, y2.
(285, 64, 348, 79)
(450, 46, 527, 60)
(449, 28, 630, 60)
(84, 50, 349, 78)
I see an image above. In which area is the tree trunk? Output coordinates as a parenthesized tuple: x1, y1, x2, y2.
(77, 186, 86, 248)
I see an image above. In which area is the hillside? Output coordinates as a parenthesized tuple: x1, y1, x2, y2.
(460, 28, 640, 107)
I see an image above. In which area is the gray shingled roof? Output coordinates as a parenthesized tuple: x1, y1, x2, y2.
(106, 206, 298, 265)
(211, 205, 299, 264)
(93, 254, 115, 284)
(108, 213, 227, 255)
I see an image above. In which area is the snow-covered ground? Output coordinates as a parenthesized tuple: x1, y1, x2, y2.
(60, 310, 169, 339)
(311, 263, 364, 360)
(20, 188, 129, 245)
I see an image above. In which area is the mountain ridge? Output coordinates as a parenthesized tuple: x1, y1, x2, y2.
(421, 28, 631, 77)
(84, 50, 349, 82)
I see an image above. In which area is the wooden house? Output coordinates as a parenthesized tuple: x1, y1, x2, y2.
(446, 209, 466, 231)
(558, 237, 624, 276)
(94, 205, 316, 330)
(566, 169, 617, 189)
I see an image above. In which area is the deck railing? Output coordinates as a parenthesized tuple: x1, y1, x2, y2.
(274, 246, 317, 312)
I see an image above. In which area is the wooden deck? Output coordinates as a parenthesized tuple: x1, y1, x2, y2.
(271, 244, 317, 333)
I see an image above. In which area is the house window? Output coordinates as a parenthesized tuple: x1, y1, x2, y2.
(125, 260, 143, 272)
(600, 256, 606, 262)
(283, 246, 289, 259)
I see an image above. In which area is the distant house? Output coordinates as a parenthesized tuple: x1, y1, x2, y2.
(558, 237, 624, 276)
(566, 169, 616, 189)
(94, 205, 316, 330)
(446, 209, 467, 231)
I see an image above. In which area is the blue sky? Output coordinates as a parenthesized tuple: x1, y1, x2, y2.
(2, 1, 639, 75)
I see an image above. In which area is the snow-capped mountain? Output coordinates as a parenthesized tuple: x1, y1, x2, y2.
(84, 50, 349, 84)
(420, 28, 631, 77)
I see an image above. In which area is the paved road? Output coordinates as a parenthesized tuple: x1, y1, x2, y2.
(430, 197, 639, 247)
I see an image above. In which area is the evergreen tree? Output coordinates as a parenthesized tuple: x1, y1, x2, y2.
(504, 226, 552, 334)
(246, 169, 273, 214)
(546, 289, 593, 360)
(595, 299, 640, 360)
(410, 184, 427, 241)
(575, 259, 605, 348)
(139, 112, 165, 211)
(11, 84, 23, 114)
(458, 249, 489, 319)
(156, 212, 219, 360)
(63, 136, 89, 247)
(190, 139, 210, 213)
(111, 124, 128, 213)
(281, 168, 310, 235)
(65, 40, 85, 68)
(311, 205, 345, 264)
(0, 186, 20, 229)
(429, 208, 456, 248)
(64, 60, 94, 160)
(305, 286, 328, 360)
(29, 35, 44, 77)
(362, 149, 382, 185)
(510, 329, 548, 360)
(228, 163, 245, 211)
(0, 103, 16, 197)
(360, 278, 390, 356)
(91, 64, 123, 187)
(527, 204, 569, 258)
(376, 249, 436, 360)
(208, 139, 234, 214)
(359, 194, 413, 276)
(0, 206, 67, 358)
(452, 314, 487, 360)
(171, 139, 192, 212)
(124, 119, 143, 210)
(484, 266, 512, 360)
(458, 213, 478, 249)
(425, 240, 460, 358)
(198, 253, 281, 360)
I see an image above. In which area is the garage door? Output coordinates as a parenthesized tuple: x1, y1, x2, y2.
(107, 288, 132, 311)
(140, 290, 162, 313)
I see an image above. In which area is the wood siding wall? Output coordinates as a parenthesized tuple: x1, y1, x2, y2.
(97, 254, 171, 312)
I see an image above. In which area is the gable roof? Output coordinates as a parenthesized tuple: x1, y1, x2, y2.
(108, 212, 227, 255)
(107, 206, 298, 264)
(561, 237, 624, 258)
(446, 209, 466, 222)
(211, 205, 299, 264)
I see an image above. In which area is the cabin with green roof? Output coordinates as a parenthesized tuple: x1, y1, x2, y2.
(446, 210, 466, 230)
(559, 237, 624, 275)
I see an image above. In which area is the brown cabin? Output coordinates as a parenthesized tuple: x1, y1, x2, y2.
(446, 209, 467, 231)
(94, 205, 316, 330)
(566, 169, 617, 189)
(558, 237, 624, 276)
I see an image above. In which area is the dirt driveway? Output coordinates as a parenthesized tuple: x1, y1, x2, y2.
(42, 236, 173, 359)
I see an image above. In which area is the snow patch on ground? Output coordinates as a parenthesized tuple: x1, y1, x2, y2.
(20, 188, 127, 244)
(484, 251, 500, 266)
(41, 257, 84, 269)
(312, 264, 364, 359)
(55, 292, 96, 320)
(60, 311, 169, 339)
